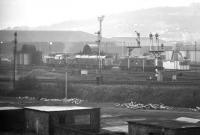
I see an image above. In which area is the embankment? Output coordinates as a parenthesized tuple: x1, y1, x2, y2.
(68, 83, 200, 108)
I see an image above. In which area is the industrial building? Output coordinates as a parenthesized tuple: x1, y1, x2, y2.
(163, 43, 200, 70)
(16, 44, 42, 65)
(164, 44, 200, 63)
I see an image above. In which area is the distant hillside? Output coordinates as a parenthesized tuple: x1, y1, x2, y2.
(6, 4, 200, 41)
(0, 30, 101, 42)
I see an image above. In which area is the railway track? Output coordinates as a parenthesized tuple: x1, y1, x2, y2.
(9, 78, 199, 86)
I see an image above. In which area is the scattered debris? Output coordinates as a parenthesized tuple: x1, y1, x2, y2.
(188, 106, 200, 112)
(190, 106, 200, 112)
(16, 96, 36, 104)
(115, 101, 173, 110)
(17, 96, 36, 100)
(40, 98, 84, 104)
(16, 97, 84, 105)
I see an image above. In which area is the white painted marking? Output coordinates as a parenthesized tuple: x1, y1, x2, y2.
(102, 125, 128, 133)
(175, 117, 200, 123)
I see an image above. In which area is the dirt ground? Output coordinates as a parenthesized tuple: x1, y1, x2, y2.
(1, 96, 200, 134)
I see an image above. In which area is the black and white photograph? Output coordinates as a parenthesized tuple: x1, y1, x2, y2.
(0, 0, 200, 135)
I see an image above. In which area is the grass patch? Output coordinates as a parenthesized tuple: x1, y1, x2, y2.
(68, 83, 200, 107)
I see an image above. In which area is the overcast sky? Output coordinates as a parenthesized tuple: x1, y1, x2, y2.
(0, 0, 199, 29)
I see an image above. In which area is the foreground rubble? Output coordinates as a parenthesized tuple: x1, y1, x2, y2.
(40, 97, 84, 104)
(114, 101, 173, 110)
(16, 96, 84, 105)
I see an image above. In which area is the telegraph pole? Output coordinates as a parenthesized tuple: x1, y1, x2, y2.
(13, 32, 17, 90)
(97, 16, 104, 72)
(95, 16, 104, 84)
(195, 41, 197, 64)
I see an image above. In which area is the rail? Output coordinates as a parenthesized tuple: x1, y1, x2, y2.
(35, 79, 200, 86)
(1, 77, 200, 86)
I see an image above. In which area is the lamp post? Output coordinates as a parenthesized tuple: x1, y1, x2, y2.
(49, 42, 53, 55)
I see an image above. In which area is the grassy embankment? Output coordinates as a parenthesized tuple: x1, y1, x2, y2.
(68, 83, 200, 108)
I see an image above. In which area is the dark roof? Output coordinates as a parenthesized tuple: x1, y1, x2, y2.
(128, 118, 200, 129)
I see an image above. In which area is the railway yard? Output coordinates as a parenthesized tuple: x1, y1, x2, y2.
(1, 30, 200, 135)
(1, 2, 200, 134)
(0, 64, 200, 135)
